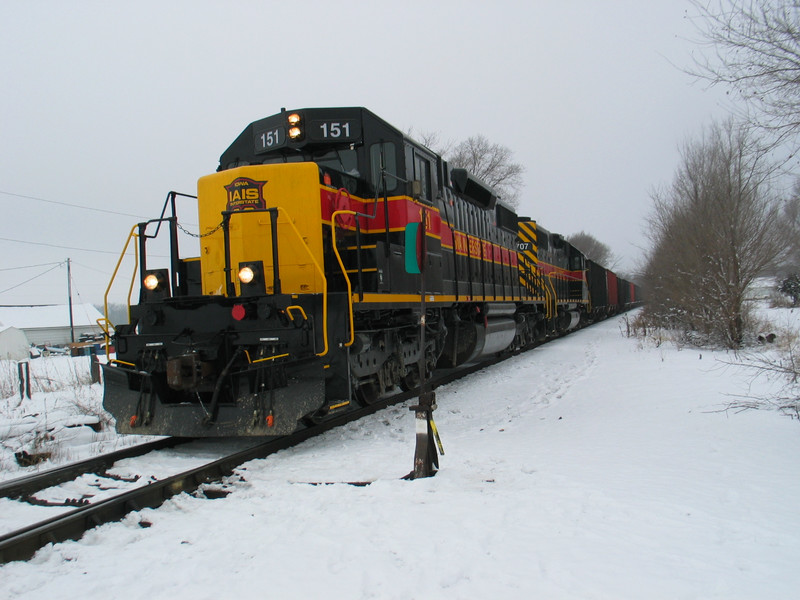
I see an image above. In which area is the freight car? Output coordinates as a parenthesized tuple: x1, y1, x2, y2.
(101, 107, 638, 437)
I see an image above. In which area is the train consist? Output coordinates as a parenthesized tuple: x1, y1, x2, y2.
(101, 107, 639, 437)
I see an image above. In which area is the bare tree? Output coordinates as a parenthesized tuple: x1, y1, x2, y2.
(689, 0, 800, 150)
(406, 128, 453, 157)
(778, 179, 800, 275)
(406, 130, 525, 208)
(567, 231, 619, 268)
(447, 135, 525, 208)
(642, 118, 785, 347)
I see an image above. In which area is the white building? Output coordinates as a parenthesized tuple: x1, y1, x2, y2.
(0, 304, 106, 346)
(0, 325, 31, 360)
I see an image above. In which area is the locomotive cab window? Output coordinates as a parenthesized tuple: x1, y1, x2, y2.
(539, 232, 549, 252)
(370, 142, 398, 193)
(415, 154, 432, 201)
(406, 144, 436, 203)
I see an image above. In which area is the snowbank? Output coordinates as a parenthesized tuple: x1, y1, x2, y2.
(1, 313, 799, 599)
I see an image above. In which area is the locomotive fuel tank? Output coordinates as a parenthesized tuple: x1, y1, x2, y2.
(439, 303, 519, 366)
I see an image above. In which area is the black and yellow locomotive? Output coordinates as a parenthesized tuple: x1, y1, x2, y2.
(101, 107, 636, 437)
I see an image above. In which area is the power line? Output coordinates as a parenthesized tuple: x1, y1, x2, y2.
(0, 261, 63, 272)
(0, 189, 148, 219)
(0, 262, 63, 295)
(0, 235, 128, 255)
(71, 260, 114, 275)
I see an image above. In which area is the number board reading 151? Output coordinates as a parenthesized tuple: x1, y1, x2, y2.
(308, 119, 361, 142)
(254, 126, 286, 153)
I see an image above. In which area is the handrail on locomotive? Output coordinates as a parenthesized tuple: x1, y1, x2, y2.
(104, 193, 333, 357)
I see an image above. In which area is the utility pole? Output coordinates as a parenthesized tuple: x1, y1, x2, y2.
(66, 258, 75, 343)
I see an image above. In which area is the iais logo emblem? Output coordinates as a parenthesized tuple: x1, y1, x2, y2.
(224, 177, 267, 211)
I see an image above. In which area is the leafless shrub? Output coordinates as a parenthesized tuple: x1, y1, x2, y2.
(641, 119, 785, 348)
(768, 289, 795, 309)
(720, 323, 800, 418)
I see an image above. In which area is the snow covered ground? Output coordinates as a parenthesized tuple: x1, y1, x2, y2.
(2, 310, 800, 599)
(0, 354, 150, 478)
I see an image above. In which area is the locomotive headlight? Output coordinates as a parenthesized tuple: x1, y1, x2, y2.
(143, 273, 160, 291)
(287, 113, 301, 126)
(288, 126, 302, 139)
(238, 266, 255, 284)
(140, 268, 171, 302)
(237, 261, 265, 297)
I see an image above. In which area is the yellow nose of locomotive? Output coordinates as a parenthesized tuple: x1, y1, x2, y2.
(196, 163, 326, 297)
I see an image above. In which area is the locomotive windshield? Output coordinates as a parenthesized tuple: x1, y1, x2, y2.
(259, 148, 359, 174)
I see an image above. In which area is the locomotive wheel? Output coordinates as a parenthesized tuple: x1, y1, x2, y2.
(399, 365, 420, 392)
(355, 380, 381, 406)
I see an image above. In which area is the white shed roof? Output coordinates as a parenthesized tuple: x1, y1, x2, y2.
(0, 304, 104, 330)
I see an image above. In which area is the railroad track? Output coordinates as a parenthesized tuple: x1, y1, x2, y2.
(0, 437, 189, 501)
(0, 352, 507, 564)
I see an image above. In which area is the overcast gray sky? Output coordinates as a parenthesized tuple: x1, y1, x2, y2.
(0, 0, 732, 307)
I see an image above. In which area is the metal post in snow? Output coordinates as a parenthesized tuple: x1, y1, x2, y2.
(18, 362, 30, 400)
(90, 352, 101, 384)
(407, 208, 443, 480)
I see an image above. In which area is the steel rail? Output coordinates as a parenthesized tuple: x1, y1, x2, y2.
(0, 437, 190, 500)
